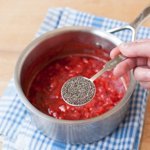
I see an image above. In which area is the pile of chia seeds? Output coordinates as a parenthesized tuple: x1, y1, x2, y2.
(61, 76, 96, 106)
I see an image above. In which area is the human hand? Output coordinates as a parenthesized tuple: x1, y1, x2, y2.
(110, 39, 150, 89)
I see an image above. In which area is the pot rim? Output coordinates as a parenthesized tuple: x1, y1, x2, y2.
(14, 26, 136, 125)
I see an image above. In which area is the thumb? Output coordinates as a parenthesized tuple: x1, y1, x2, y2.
(110, 39, 150, 58)
(117, 39, 150, 58)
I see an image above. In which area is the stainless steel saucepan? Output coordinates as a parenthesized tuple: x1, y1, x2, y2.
(14, 6, 150, 144)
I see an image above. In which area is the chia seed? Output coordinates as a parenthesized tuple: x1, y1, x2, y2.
(61, 76, 96, 106)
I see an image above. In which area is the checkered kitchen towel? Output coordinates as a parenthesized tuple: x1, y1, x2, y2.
(0, 8, 150, 150)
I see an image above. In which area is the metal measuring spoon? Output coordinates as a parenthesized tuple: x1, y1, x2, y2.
(61, 5, 150, 106)
(61, 55, 126, 106)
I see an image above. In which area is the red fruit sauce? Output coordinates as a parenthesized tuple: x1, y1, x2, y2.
(27, 53, 126, 120)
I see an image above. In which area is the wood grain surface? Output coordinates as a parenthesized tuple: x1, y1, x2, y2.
(0, 0, 150, 149)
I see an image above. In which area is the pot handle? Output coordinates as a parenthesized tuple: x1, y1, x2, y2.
(107, 5, 150, 41)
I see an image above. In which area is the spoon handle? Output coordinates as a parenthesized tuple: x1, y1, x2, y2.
(104, 55, 126, 70)
(90, 55, 126, 82)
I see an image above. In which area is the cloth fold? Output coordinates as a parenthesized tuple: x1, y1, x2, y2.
(0, 8, 150, 150)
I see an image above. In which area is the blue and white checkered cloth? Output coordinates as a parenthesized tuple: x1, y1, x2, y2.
(0, 8, 150, 150)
